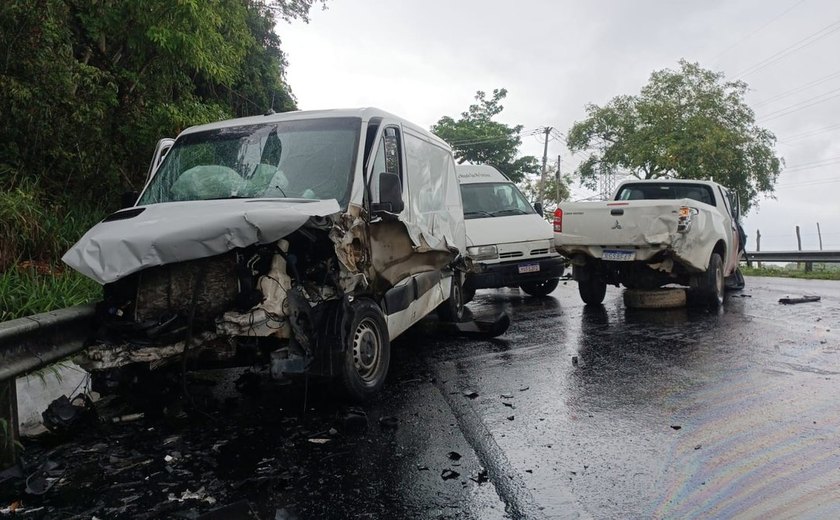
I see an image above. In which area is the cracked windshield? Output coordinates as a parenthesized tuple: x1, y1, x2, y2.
(139, 117, 360, 206)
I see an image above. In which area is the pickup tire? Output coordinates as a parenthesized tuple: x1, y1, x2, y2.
(696, 253, 725, 307)
(520, 278, 560, 297)
(578, 269, 607, 305)
(623, 288, 686, 309)
(339, 299, 391, 402)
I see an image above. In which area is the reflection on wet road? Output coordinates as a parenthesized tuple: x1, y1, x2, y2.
(441, 276, 840, 518)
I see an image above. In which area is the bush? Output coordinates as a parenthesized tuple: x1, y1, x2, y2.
(0, 265, 100, 321)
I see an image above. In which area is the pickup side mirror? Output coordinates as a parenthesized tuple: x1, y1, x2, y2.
(371, 172, 404, 214)
(533, 202, 544, 217)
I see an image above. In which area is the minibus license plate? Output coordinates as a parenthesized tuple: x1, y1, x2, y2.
(602, 249, 635, 261)
(518, 263, 540, 274)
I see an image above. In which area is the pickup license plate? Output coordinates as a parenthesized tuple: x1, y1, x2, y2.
(518, 262, 540, 274)
(602, 249, 635, 261)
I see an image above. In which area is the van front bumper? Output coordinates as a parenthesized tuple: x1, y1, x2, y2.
(466, 256, 566, 290)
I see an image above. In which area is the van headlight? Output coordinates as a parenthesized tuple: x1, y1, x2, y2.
(467, 245, 498, 261)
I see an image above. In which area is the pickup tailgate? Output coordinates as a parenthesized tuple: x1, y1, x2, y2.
(556, 199, 720, 269)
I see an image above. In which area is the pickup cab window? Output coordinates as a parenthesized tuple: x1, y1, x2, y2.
(139, 117, 361, 207)
(460, 182, 535, 219)
(616, 182, 716, 206)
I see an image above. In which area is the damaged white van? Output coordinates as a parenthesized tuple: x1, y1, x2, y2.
(63, 108, 472, 400)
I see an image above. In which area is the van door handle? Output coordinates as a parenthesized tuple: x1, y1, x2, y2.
(610, 209, 624, 216)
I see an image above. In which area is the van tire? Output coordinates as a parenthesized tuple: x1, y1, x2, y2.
(623, 288, 686, 309)
(339, 299, 390, 402)
(520, 278, 559, 297)
(437, 274, 466, 322)
(578, 268, 607, 305)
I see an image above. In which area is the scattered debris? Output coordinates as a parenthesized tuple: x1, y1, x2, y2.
(518, 386, 530, 392)
(500, 393, 514, 399)
(447, 451, 462, 461)
(440, 469, 460, 481)
(695, 445, 702, 450)
(503, 402, 515, 409)
(307, 438, 331, 444)
(416, 465, 429, 471)
(24, 460, 64, 495)
(167, 487, 216, 505)
(41, 394, 96, 434)
(671, 425, 682, 430)
(112, 413, 144, 423)
(470, 468, 489, 484)
(507, 415, 515, 421)
(779, 295, 821, 305)
(378, 416, 399, 430)
(339, 407, 368, 434)
(462, 390, 479, 399)
(572, 356, 579, 366)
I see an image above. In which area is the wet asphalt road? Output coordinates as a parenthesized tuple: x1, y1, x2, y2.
(3, 276, 839, 519)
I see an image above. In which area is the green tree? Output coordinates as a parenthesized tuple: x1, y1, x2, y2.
(432, 89, 540, 183)
(566, 60, 782, 212)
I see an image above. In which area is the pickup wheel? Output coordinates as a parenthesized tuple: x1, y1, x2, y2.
(520, 278, 560, 297)
(696, 253, 725, 308)
(578, 269, 607, 305)
(339, 299, 391, 402)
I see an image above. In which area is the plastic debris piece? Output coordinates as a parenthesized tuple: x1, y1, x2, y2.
(379, 416, 399, 430)
(671, 425, 682, 430)
(470, 468, 489, 484)
(167, 486, 216, 504)
(41, 394, 96, 434)
(507, 415, 515, 421)
(500, 393, 514, 399)
(447, 451, 462, 461)
(440, 469, 460, 480)
(518, 386, 530, 392)
(462, 390, 479, 399)
(779, 295, 820, 305)
(307, 438, 331, 444)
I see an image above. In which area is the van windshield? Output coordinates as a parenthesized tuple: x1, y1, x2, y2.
(139, 117, 360, 207)
(460, 182, 535, 219)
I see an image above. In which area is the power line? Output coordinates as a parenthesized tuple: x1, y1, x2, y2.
(779, 122, 840, 142)
(757, 86, 840, 122)
(752, 69, 840, 107)
(734, 18, 840, 78)
(710, 0, 808, 63)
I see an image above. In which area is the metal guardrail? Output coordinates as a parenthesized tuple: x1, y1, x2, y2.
(0, 304, 95, 467)
(744, 250, 840, 263)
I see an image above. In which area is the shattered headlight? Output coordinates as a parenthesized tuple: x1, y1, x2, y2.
(467, 245, 499, 261)
(677, 206, 699, 233)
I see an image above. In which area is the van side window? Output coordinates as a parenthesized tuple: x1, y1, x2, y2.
(370, 127, 402, 202)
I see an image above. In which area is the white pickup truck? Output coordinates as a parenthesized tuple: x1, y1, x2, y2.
(553, 179, 745, 307)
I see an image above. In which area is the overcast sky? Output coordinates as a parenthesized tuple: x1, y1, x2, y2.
(280, 0, 840, 250)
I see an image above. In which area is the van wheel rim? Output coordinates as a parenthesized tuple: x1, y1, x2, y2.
(352, 319, 381, 383)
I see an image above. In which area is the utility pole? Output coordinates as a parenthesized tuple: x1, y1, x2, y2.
(555, 154, 561, 205)
(538, 126, 552, 206)
(817, 222, 823, 250)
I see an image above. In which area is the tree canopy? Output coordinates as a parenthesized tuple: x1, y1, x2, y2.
(0, 0, 324, 201)
(566, 60, 782, 212)
(431, 89, 539, 183)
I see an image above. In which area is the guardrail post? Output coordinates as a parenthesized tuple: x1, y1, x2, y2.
(1, 379, 19, 468)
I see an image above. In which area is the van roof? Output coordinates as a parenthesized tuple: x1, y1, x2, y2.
(179, 107, 449, 148)
(456, 164, 510, 184)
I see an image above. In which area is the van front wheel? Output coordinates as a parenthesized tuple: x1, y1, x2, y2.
(339, 299, 390, 402)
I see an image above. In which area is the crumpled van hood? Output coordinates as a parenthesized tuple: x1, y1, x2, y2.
(62, 198, 340, 284)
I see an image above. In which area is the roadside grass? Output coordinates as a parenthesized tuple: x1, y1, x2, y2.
(0, 266, 100, 321)
(742, 265, 840, 281)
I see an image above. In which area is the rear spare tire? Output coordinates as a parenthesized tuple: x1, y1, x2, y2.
(623, 288, 686, 309)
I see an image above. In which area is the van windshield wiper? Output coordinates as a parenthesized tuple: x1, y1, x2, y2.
(490, 208, 528, 216)
(464, 210, 493, 218)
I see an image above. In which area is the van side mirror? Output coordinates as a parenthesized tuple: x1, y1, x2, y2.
(533, 202, 544, 217)
(371, 172, 404, 214)
(121, 191, 139, 209)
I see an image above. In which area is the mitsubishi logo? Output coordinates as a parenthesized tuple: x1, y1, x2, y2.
(612, 220, 622, 230)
